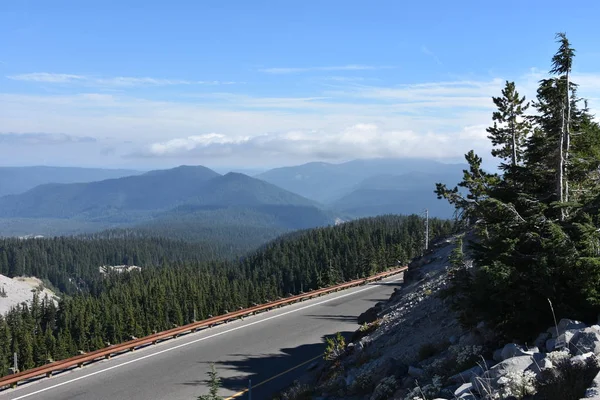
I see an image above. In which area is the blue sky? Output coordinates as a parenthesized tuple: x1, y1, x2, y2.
(2, 0, 600, 169)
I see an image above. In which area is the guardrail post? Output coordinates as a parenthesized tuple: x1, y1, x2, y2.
(46, 371, 53, 378)
(105, 354, 111, 359)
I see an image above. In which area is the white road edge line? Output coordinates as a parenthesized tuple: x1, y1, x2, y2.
(6, 277, 401, 400)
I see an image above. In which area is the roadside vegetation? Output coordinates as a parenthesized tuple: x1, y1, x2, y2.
(0, 214, 450, 377)
(436, 32, 600, 340)
(197, 364, 223, 400)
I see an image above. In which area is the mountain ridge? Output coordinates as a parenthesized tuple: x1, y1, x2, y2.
(0, 166, 142, 197)
(256, 157, 466, 204)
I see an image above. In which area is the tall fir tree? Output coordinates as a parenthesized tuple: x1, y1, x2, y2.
(486, 81, 531, 171)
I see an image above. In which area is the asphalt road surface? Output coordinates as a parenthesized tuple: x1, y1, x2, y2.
(0, 274, 403, 400)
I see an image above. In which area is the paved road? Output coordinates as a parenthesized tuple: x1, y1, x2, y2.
(0, 275, 403, 400)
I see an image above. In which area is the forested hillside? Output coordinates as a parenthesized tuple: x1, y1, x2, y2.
(0, 214, 452, 376)
(0, 165, 335, 241)
(437, 33, 600, 340)
(0, 236, 234, 295)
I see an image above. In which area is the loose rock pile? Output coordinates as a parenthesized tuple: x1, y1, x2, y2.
(420, 318, 600, 400)
(279, 237, 600, 400)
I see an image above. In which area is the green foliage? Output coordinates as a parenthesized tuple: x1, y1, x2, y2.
(436, 33, 600, 340)
(448, 236, 465, 270)
(197, 363, 222, 400)
(435, 150, 500, 223)
(324, 332, 346, 361)
(0, 236, 230, 294)
(486, 80, 531, 170)
(351, 320, 381, 343)
(0, 214, 452, 377)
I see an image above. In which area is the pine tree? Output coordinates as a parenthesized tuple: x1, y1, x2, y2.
(486, 81, 531, 171)
(528, 33, 577, 219)
(435, 150, 499, 224)
(551, 33, 575, 213)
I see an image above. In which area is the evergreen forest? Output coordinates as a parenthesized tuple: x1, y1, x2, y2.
(0, 214, 451, 376)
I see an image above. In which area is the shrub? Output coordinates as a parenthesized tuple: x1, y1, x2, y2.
(371, 376, 398, 400)
(351, 319, 381, 343)
(324, 332, 346, 361)
(425, 344, 483, 380)
(197, 363, 223, 400)
(453, 344, 483, 369)
(497, 370, 537, 399)
(348, 371, 375, 395)
(533, 357, 600, 400)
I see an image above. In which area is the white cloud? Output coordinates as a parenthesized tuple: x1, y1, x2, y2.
(259, 65, 392, 74)
(148, 133, 250, 156)
(2, 68, 600, 167)
(7, 73, 236, 87)
(137, 123, 490, 162)
(9, 73, 86, 83)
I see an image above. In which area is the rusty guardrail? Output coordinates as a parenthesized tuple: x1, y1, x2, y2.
(0, 266, 407, 389)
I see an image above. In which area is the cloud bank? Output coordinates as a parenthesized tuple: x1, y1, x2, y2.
(136, 123, 491, 163)
(2, 70, 600, 167)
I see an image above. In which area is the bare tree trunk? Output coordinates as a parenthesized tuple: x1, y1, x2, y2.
(559, 103, 565, 221)
(511, 122, 517, 167)
(565, 70, 571, 208)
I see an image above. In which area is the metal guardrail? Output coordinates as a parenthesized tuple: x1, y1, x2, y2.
(0, 266, 407, 390)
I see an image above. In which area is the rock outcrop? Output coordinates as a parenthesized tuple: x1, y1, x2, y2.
(275, 236, 600, 400)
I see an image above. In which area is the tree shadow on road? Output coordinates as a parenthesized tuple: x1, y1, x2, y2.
(183, 330, 353, 398)
(304, 314, 357, 322)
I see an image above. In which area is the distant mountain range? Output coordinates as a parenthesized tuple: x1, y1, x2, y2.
(0, 158, 466, 241)
(330, 171, 460, 218)
(256, 158, 464, 203)
(256, 158, 465, 218)
(0, 166, 142, 197)
(0, 165, 334, 240)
